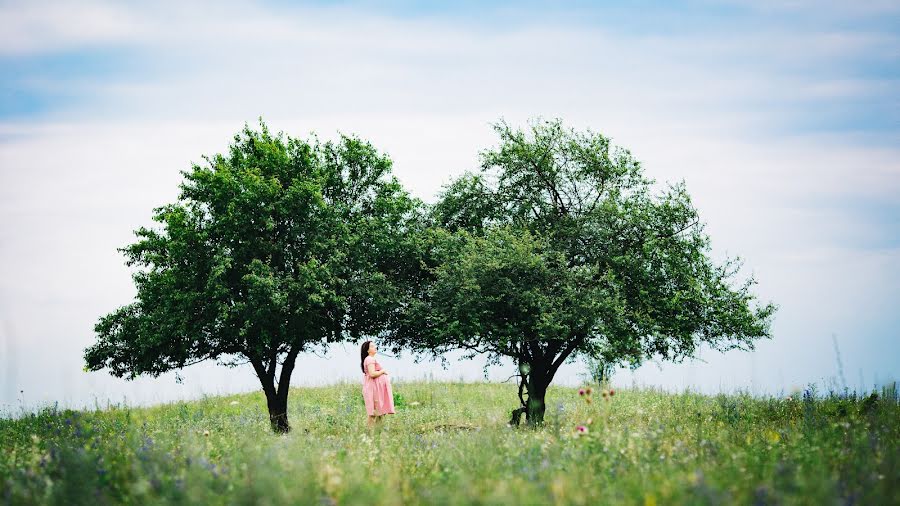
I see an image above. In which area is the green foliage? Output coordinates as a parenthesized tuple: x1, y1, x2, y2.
(84, 121, 424, 431)
(1, 383, 896, 505)
(398, 118, 776, 424)
(405, 227, 597, 358)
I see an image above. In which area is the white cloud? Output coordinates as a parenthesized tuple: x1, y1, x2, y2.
(0, 0, 145, 55)
(1, 0, 898, 407)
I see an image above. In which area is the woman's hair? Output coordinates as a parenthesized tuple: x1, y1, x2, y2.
(360, 341, 372, 374)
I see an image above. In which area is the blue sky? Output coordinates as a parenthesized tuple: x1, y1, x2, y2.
(1, 0, 898, 409)
(3, 1, 898, 136)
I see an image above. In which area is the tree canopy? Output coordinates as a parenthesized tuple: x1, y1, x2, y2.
(393, 119, 776, 425)
(85, 122, 423, 432)
(85, 118, 776, 431)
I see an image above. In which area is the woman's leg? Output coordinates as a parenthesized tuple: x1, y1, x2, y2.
(368, 396, 381, 431)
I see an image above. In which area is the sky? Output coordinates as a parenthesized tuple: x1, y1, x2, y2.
(1, 0, 898, 412)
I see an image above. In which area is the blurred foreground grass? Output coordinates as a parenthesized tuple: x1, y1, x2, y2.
(1, 381, 897, 505)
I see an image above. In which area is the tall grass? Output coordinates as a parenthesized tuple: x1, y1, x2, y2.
(1, 380, 897, 505)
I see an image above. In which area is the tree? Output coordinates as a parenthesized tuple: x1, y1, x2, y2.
(85, 122, 423, 433)
(395, 119, 776, 426)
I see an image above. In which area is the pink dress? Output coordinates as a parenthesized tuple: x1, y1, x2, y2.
(362, 355, 395, 416)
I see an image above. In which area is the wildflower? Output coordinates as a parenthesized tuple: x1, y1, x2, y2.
(585, 387, 593, 395)
(585, 397, 592, 404)
(229, 401, 239, 406)
(576, 425, 588, 434)
(601, 390, 608, 398)
(203, 430, 210, 437)
(609, 389, 615, 396)
(578, 388, 585, 396)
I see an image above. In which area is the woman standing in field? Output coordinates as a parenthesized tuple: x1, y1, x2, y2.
(361, 340, 395, 429)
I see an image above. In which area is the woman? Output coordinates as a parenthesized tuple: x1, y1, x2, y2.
(361, 340, 395, 429)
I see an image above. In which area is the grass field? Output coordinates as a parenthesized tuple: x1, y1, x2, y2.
(1, 380, 897, 505)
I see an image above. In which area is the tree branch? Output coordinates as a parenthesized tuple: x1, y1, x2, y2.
(517, 372, 527, 408)
(179, 353, 216, 368)
(267, 352, 277, 378)
(276, 343, 301, 397)
(250, 357, 276, 397)
(653, 217, 700, 242)
(510, 127, 568, 217)
(550, 337, 583, 373)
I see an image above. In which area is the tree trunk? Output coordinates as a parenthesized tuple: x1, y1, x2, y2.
(510, 341, 577, 428)
(251, 352, 297, 434)
(525, 376, 549, 427)
(510, 359, 552, 428)
(266, 391, 290, 433)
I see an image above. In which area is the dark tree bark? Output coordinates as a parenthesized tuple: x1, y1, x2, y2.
(252, 350, 298, 434)
(509, 407, 526, 427)
(508, 360, 554, 428)
(510, 342, 572, 427)
(266, 392, 290, 433)
(525, 373, 549, 426)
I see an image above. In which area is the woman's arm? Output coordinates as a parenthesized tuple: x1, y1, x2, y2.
(367, 362, 387, 378)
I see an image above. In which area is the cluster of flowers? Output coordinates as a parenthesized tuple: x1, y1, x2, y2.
(577, 386, 615, 403)
(575, 386, 615, 435)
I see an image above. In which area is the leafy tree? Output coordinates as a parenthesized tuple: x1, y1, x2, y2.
(396, 119, 776, 426)
(85, 122, 423, 433)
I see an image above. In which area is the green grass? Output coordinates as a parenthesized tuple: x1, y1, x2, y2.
(1, 381, 897, 505)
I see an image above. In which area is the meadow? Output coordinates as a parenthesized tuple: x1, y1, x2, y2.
(1, 380, 897, 505)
